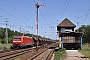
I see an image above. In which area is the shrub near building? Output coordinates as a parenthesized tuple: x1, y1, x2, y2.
(54, 48, 66, 60)
(79, 43, 90, 59)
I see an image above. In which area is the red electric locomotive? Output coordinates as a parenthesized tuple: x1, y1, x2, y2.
(11, 36, 35, 49)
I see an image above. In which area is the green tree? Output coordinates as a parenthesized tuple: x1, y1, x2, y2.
(77, 25, 90, 43)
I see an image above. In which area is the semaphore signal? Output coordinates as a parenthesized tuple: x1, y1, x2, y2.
(35, 3, 45, 46)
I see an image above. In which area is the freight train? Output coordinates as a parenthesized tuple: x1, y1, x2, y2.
(11, 35, 52, 49)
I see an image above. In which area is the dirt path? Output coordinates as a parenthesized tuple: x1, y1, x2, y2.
(64, 50, 89, 60)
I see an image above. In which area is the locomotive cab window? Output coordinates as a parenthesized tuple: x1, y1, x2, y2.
(14, 38, 21, 40)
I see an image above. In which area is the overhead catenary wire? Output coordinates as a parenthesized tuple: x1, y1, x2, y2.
(0, 15, 48, 34)
(0, 8, 35, 34)
(76, 6, 90, 27)
(4, 0, 33, 24)
(43, 0, 58, 39)
(57, 0, 71, 21)
(1, 0, 36, 31)
(57, 0, 67, 20)
(44, 0, 52, 25)
(0, 16, 32, 30)
(49, 0, 69, 27)
(43, 0, 59, 33)
(71, 14, 88, 22)
(83, 6, 90, 24)
(0, 8, 30, 26)
(0, 22, 26, 32)
(39, 9, 50, 28)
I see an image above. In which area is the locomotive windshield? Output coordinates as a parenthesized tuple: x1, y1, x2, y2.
(14, 38, 21, 40)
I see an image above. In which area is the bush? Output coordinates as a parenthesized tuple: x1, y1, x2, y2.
(1, 39, 5, 44)
(0, 44, 12, 50)
(54, 48, 66, 60)
(79, 43, 90, 59)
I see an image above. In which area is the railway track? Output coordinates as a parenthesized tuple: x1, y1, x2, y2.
(0, 43, 58, 60)
(0, 48, 33, 60)
(28, 43, 58, 60)
(28, 48, 55, 60)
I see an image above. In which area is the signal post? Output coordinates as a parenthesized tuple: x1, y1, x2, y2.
(35, 3, 45, 46)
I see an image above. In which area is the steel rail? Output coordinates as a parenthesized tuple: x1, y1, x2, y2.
(44, 49, 54, 60)
(29, 48, 47, 60)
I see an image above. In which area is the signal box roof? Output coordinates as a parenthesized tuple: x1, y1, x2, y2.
(59, 31, 83, 37)
(57, 18, 76, 28)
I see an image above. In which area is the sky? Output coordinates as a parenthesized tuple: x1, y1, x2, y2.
(0, 0, 90, 40)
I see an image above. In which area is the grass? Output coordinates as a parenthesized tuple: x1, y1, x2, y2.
(0, 43, 12, 51)
(54, 48, 66, 60)
(0, 43, 26, 60)
(79, 43, 90, 59)
(0, 43, 28, 60)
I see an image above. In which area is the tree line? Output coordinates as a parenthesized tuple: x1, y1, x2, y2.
(0, 27, 51, 44)
(1, 24, 89, 44)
